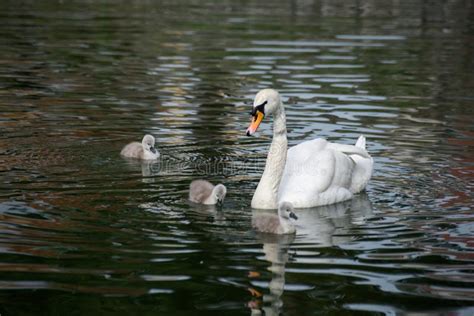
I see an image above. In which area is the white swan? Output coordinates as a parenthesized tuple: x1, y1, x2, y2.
(246, 89, 373, 209)
(120, 134, 160, 160)
(189, 180, 227, 205)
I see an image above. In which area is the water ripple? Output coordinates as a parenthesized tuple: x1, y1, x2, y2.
(0, 0, 473, 314)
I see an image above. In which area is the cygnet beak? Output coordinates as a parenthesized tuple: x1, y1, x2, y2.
(289, 212, 298, 220)
(150, 147, 157, 154)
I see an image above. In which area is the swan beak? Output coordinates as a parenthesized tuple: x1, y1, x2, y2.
(246, 111, 264, 136)
(289, 212, 298, 220)
(150, 147, 157, 154)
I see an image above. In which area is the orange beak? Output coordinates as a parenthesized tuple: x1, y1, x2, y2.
(246, 110, 264, 136)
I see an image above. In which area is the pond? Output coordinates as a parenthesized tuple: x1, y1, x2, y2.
(0, 0, 473, 315)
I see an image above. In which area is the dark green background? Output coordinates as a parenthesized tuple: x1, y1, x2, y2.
(0, 0, 473, 315)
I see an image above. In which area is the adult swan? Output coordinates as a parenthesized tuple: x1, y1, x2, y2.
(246, 89, 373, 209)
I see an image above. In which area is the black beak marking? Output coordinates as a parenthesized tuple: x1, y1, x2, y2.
(150, 147, 157, 154)
(250, 101, 267, 117)
(289, 212, 298, 220)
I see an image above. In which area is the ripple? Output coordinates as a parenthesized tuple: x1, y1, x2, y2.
(336, 35, 406, 41)
(252, 40, 385, 47)
(141, 275, 191, 282)
(0, 0, 473, 314)
(227, 47, 320, 53)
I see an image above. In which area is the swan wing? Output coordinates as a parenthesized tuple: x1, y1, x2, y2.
(121, 142, 144, 159)
(278, 137, 372, 208)
(189, 180, 214, 203)
(279, 138, 336, 198)
(328, 135, 373, 193)
(326, 142, 370, 158)
(252, 213, 282, 234)
(348, 136, 373, 193)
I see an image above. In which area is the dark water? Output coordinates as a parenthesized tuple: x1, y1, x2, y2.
(1, 0, 474, 315)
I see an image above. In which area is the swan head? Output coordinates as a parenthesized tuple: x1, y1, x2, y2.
(278, 201, 298, 220)
(246, 89, 281, 136)
(141, 134, 158, 154)
(213, 184, 227, 205)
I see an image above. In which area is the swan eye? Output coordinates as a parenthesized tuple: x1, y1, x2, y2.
(250, 101, 267, 116)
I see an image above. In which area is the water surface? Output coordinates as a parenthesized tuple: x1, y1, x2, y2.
(1, 0, 473, 315)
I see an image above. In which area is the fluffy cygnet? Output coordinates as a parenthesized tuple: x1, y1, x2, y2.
(252, 202, 298, 235)
(189, 180, 227, 205)
(120, 134, 159, 160)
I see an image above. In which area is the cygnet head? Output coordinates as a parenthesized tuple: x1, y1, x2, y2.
(213, 184, 227, 205)
(278, 201, 298, 221)
(246, 89, 282, 136)
(141, 134, 157, 154)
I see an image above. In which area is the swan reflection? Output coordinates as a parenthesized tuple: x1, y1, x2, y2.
(122, 158, 161, 183)
(295, 192, 373, 246)
(248, 193, 373, 315)
(248, 233, 294, 316)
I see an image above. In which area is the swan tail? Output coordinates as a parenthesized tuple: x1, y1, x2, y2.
(355, 135, 366, 149)
(349, 135, 373, 193)
(328, 143, 370, 158)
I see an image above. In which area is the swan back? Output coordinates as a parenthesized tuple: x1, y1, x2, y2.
(189, 180, 226, 205)
(121, 134, 159, 160)
(252, 202, 297, 235)
(120, 142, 144, 159)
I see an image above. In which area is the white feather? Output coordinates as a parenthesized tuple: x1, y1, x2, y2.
(249, 89, 373, 209)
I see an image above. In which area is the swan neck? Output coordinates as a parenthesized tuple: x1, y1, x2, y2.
(251, 101, 287, 209)
(273, 106, 287, 137)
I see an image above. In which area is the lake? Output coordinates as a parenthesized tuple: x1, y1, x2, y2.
(0, 0, 473, 315)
